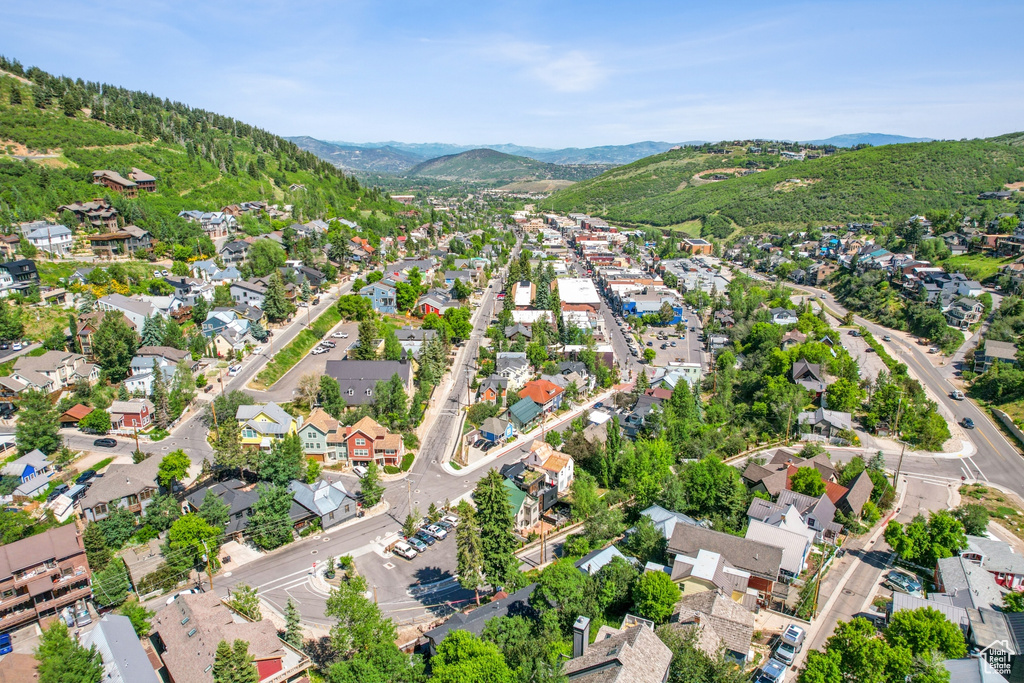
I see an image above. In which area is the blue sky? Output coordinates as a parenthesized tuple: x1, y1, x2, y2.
(5, 1, 1023, 147)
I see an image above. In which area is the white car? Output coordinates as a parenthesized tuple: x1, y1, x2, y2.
(11, 342, 22, 351)
(424, 524, 448, 540)
(166, 589, 200, 605)
(161, 269, 169, 277)
(153, 270, 162, 277)
(331, 332, 345, 338)
(339, 333, 349, 338)
(392, 541, 417, 560)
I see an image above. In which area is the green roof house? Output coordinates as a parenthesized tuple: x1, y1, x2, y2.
(506, 397, 541, 431)
(503, 478, 539, 532)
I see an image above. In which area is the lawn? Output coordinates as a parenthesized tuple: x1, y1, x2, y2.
(938, 254, 1015, 283)
(960, 483, 1024, 543)
(251, 305, 343, 389)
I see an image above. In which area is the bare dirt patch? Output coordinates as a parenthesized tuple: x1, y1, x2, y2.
(1005, 181, 1024, 191)
(774, 177, 821, 192)
(497, 179, 575, 193)
(690, 167, 748, 186)
(1, 139, 39, 156)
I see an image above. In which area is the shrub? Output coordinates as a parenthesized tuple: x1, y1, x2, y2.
(400, 453, 414, 471)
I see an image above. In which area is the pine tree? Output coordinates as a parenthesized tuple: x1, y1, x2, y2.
(15, 389, 61, 455)
(283, 599, 303, 649)
(455, 501, 485, 604)
(140, 315, 165, 347)
(262, 271, 294, 323)
(474, 469, 518, 589)
(352, 319, 380, 360)
(300, 280, 312, 302)
(162, 319, 185, 350)
(382, 326, 403, 361)
(151, 365, 170, 429)
(212, 639, 258, 683)
(83, 523, 111, 571)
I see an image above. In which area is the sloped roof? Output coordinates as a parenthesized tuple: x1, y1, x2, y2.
(518, 379, 564, 404)
(839, 471, 874, 516)
(563, 622, 672, 683)
(672, 590, 755, 657)
(668, 522, 783, 580)
(480, 417, 510, 436)
(508, 397, 541, 424)
(289, 479, 355, 517)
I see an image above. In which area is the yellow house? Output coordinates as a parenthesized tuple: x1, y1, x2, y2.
(670, 549, 752, 604)
(236, 402, 300, 448)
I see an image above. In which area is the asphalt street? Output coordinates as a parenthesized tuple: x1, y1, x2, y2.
(787, 280, 1024, 499)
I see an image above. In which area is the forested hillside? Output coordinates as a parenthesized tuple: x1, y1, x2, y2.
(406, 148, 611, 186)
(542, 138, 1024, 232)
(0, 56, 396, 257)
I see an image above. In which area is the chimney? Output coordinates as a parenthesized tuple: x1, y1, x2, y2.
(573, 616, 590, 659)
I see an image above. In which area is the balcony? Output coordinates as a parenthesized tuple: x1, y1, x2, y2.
(0, 606, 38, 630)
(35, 584, 91, 614)
(13, 565, 58, 587)
(0, 591, 32, 611)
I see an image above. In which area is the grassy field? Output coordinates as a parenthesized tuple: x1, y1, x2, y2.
(251, 305, 343, 389)
(937, 254, 1015, 283)
(960, 483, 1024, 543)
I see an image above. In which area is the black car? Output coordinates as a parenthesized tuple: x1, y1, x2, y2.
(75, 470, 97, 485)
(93, 438, 117, 448)
(414, 531, 436, 547)
(47, 483, 69, 502)
(962, 417, 975, 429)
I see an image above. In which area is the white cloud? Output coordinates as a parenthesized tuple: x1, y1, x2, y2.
(531, 51, 604, 92)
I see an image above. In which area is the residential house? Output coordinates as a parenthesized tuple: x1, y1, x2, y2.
(324, 359, 414, 407)
(480, 417, 514, 444)
(59, 404, 93, 429)
(945, 297, 985, 330)
(748, 489, 841, 544)
(935, 554, 1005, 611)
(518, 379, 564, 413)
(81, 614, 161, 683)
(837, 471, 875, 518)
(128, 167, 156, 192)
(958, 280, 985, 298)
(792, 358, 827, 396)
(298, 408, 342, 463)
(575, 547, 638, 577)
(150, 592, 311, 683)
(230, 279, 268, 309)
(220, 240, 249, 265)
(97, 293, 160, 330)
(79, 462, 159, 522)
(503, 477, 539, 532)
(780, 329, 807, 350)
(86, 225, 152, 256)
(56, 199, 118, 230)
(668, 547, 753, 600)
(769, 307, 799, 325)
(184, 479, 261, 537)
(477, 375, 509, 404)
(564, 617, 673, 683)
(0, 260, 40, 290)
(444, 270, 478, 287)
(237, 403, 300, 449)
(668, 522, 784, 605)
(974, 340, 1018, 373)
(422, 584, 537, 656)
(417, 289, 455, 315)
(496, 352, 531, 391)
(0, 526, 91, 633)
(92, 170, 138, 196)
(394, 327, 436, 358)
(25, 223, 72, 256)
(742, 449, 840, 497)
(359, 282, 397, 314)
(163, 276, 213, 307)
(178, 210, 237, 237)
(798, 407, 853, 439)
(744, 513, 815, 577)
(192, 260, 240, 284)
(288, 479, 359, 529)
(960, 534, 1024, 590)
(1, 449, 50, 483)
(669, 590, 756, 665)
(504, 323, 532, 342)
(108, 399, 154, 431)
(523, 440, 575, 494)
(334, 416, 403, 467)
(13, 351, 98, 390)
(635, 504, 698, 542)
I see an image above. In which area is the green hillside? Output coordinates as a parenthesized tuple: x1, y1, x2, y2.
(541, 138, 1024, 233)
(0, 57, 392, 256)
(406, 148, 610, 186)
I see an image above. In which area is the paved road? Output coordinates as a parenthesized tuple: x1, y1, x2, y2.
(786, 279, 1024, 499)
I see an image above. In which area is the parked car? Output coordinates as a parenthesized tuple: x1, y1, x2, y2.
(331, 332, 345, 338)
(76, 470, 97, 486)
(352, 465, 368, 478)
(74, 599, 92, 627)
(961, 417, 975, 429)
(775, 624, 806, 666)
(424, 524, 448, 540)
(93, 438, 117, 448)
(0, 342, 8, 350)
(161, 269, 169, 277)
(883, 571, 922, 595)
(406, 536, 428, 553)
(414, 530, 436, 547)
(392, 541, 417, 560)
(670, 342, 677, 347)
(11, 342, 21, 351)
(47, 483, 70, 502)
(756, 658, 787, 683)
(929, 346, 940, 354)
(435, 520, 455, 533)
(228, 365, 241, 376)
(322, 341, 336, 348)
(441, 514, 459, 527)
(165, 589, 200, 605)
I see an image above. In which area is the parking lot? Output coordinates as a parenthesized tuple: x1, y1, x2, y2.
(840, 330, 889, 382)
(355, 522, 474, 627)
(255, 321, 358, 400)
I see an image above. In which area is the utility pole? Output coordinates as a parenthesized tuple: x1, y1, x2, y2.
(893, 439, 908, 488)
(201, 540, 214, 590)
(786, 403, 793, 444)
(407, 480, 412, 516)
(210, 400, 220, 441)
(133, 428, 140, 453)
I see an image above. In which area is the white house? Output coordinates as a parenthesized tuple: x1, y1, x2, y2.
(97, 294, 161, 330)
(769, 307, 799, 325)
(524, 440, 575, 494)
(25, 223, 73, 256)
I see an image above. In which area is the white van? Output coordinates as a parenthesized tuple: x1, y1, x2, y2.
(393, 541, 417, 560)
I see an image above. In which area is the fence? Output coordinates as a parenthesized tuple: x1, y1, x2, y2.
(994, 409, 1024, 449)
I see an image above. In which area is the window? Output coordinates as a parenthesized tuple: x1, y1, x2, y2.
(365, 388, 372, 396)
(140, 490, 152, 501)
(329, 512, 335, 520)
(94, 503, 108, 516)
(347, 389, 354, 396)
(354, 449, 369, 458)
(355, 438, 365, 446)
(243, 429, 257, 439)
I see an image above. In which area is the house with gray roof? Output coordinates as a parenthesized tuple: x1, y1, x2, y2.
(1, 449, 50, 483)
(82, 614, 160, 683)
(962, 534, 1024, 590)
(635, 504, 698, 541)
(574, 546, 638, 577)
(324, 359, 414, 407)
(394, 326, 436, 358)
(423, 583, 537, 656)
(837, 470, 874, 518)
(185, 479, 261, 536)
(289, 479, 359, 529)
(668, 522, 783, 605)
(97, 294, 160, 330)
(936, 554, 1005, 610)
(80, 461, 161, 522)
(564, 617, 673, 683)
(670, 590, 756, 665)
(496, 351, 531, 390)
(798, 407, 853, 439)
